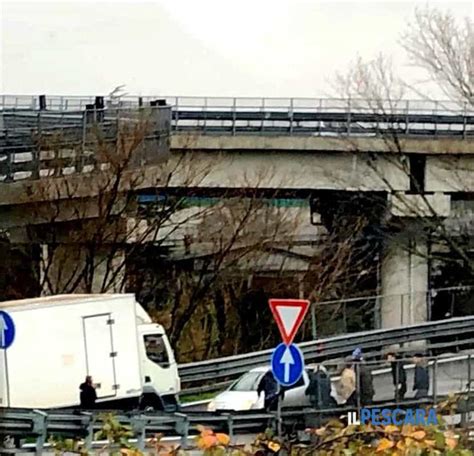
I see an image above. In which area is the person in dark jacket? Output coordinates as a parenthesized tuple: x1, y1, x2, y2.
(386, 352, 407, 402)
(257, 371, 279, 411)
(306, 364, 332, 408)
(413, 354, 430, 399)
(79, 376, 97, 409)
(352, 348, 374, 406)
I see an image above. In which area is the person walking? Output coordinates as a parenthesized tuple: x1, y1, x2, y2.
(257, 370, 279, 411)
(352, 348, 375, 406)
(386, 352, 407, 402)
(79, 375, 97, 409)
(336, 356, 356, 406)
(413, 353, 430, 399)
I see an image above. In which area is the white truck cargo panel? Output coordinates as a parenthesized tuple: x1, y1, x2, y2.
(1, 294, 143, 408)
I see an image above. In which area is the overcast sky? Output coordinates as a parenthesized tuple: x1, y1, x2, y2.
(1, 0, 472, 98)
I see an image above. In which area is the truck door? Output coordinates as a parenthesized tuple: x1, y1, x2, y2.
(83, 314, 117, 399)
(0, 350, 9, 407)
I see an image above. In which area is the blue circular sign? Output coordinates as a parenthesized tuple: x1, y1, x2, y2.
(0, 311, 15, 349)
(271, 342, 304, 386)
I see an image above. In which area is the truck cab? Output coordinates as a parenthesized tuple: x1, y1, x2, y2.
(135, 307, 180, 411)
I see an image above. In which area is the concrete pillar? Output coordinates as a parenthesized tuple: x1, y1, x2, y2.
(40, 244, 125, 295)
(381, 232, 429, 328)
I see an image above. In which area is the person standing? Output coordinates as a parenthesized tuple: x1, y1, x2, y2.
(352, 348, 374, 406)
(306, 364, 332, 408)
(79, 375, 97, 409)
(336, 356, 356, 406)
(413, 354, 430, 399)
(386, 352, 407, 402)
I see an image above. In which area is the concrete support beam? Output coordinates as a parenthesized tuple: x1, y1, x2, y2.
(171, 134, 474, 155)
(40, 244, 125, 295)
(381, 230, 429, 328)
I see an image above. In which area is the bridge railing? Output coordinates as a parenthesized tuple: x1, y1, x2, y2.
(0, 106, 171, 183)
(2, 95, 472, 140)
(1, 95, 470, 115)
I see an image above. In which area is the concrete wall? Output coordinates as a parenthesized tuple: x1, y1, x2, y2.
(426, 156, 474, 192)
(381, 233, 429, 328)
(168, 151, 409, 191)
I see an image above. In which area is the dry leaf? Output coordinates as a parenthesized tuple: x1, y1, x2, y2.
(446, 438, 457, 450)
(376, 438, 395, 452)
(216, 433, 230, 446)
(410, 430, 426, 440)
(384, 425, 399, 434)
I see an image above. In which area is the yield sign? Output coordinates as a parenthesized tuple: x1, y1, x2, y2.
(269, 299, 310, 345)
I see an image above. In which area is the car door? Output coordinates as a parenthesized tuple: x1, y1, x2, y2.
(281, 371, 310, 407)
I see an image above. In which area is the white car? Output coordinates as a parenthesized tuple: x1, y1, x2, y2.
(207, 365, 339, 412)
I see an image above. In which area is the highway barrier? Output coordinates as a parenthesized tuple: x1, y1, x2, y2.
(178, 316, 474, 393)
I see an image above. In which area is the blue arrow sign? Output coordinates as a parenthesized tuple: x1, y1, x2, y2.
(271, 342, 304, 386)
(0, 311, 15, 349)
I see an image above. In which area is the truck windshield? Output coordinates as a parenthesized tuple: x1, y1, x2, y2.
(144, 334, 170, 367)
(229, 371, 263, 392)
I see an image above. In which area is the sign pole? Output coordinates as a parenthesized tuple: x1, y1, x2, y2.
(276, 383, 282, 438)
(311, 302, 317, 339)
(268, 299, 309, 439)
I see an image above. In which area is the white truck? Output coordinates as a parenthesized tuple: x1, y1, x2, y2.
(0, 294, 180, 410)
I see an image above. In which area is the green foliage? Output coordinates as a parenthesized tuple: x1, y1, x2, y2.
(94, 413, 136, 454)
(47, 435, 88, 455)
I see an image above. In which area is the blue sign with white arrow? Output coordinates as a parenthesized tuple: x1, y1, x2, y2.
(271, 342, 304, 386)
(0, 311, 15, 349)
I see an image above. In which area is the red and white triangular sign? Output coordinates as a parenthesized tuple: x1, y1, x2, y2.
(269, 298, 310, 345)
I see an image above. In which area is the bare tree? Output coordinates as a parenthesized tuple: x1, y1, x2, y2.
(401, 6, 473, 106)
(333, 5, 474, 322)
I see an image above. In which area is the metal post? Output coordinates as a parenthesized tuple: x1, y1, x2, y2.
(356, 362, 361, 417)
(175, 413, 189, 448)
(311, 303, 317, 340)
(130, 416, 146, 452)
(395, 359, 400, 406)
(39, 95, 46, 111)
(343, 302, 348, 333)
(276, 383, 282, 437)
(405, 100, 410, 134)
(401, 294, 405, 327)
(347, 98, 351, 136)
(82, 412, 93, 451)
(226, 414, 234, 440)
(289, 98, 294, 136)
(465, 354, 472, 427)
(433, 358, 438, 405)
(32, 410, 47, 456)
(203, 97, 207, 134)
(462, 102, 467, 139)
(175, 97, 179, 132)
(318, 98, 323, 135)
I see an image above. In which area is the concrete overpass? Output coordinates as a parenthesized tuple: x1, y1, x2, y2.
(1, 95, 473, 332)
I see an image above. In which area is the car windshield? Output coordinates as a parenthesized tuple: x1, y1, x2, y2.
(229, 371, 264, 392)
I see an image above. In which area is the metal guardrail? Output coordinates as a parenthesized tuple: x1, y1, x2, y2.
(0, 105, 171, 183)
(1, 95, 471, 114)
(2, 95, 473, 139)
(0, 408, 277, 453)
(178, 315, 474, 393)
(1, 352, 474, 452)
